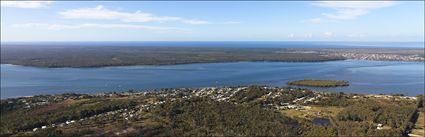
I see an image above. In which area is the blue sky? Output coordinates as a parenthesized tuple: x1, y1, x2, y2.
(1, 1, 424, 42)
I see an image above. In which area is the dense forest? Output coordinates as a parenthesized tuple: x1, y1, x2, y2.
(1, 86, 423, 136)
(2, 45, 424, 68)
(0, 46, 344, 68)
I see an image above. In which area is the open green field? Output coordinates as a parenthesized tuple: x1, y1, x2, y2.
(287, 79, 349, 87)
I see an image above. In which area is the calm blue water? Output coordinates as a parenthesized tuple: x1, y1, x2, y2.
(1, 60, 424, 98)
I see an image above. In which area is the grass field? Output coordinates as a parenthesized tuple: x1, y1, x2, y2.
(411, 112, 425, 136)
(279, 106, 344, 120)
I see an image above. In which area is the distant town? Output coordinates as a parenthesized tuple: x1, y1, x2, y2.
(284, 48, 425, 62)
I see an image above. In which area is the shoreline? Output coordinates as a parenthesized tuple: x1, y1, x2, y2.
(0, 59, 344, 69)
(2, 46, 423, 68)
(1, 85, 421, 100)
(1, 59, 424, 69)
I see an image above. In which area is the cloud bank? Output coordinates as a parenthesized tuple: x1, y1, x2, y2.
(308, 1, 396, 22)
(11, 23, 187, 32)
(58, 5, 209, 25)
(1, 1, 53, 9)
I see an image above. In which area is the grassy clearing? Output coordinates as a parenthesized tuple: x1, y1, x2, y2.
(280, 106, 344, 120)
(412, 112, 425, 136)
(288, 80, 349, 87)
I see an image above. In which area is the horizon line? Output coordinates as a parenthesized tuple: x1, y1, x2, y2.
(1, 41, 424, 43)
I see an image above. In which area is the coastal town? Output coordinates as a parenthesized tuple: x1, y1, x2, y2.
(331, 52, 425, 62)
(1, 1, 424, 137)
(284, 48, 425, 62)
(2, 86, 423, 136)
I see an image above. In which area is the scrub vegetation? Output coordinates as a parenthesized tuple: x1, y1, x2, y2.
(287, 80, 349, 87)
(1, 86, 422, 136)
(2, 46, 423, 68)
(0, 46, 343, 68)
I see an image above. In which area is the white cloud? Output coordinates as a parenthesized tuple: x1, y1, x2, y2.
(310, 1, 396, 21)
(182, 20, 209, 25)
(58, 5, 208, 25)
(312, 1, 396, 9)
(287, 34, 295, 38)
(286, 33, 313, 39)
(346, 33, 366, 38)
(321, 8, 369, 20)
(304, 33, 313, 38)
(324, 32, 333, 38)
(1, 1, 53, 9)
(11, 23, 187, 32)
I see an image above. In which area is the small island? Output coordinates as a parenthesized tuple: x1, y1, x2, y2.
(287, 79, 349, 87)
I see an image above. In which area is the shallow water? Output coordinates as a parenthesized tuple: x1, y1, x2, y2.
(1, 60, 424, 98)
(312, 118, 331, 126)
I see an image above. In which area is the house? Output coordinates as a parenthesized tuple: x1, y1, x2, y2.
(377, 124, 383, 130)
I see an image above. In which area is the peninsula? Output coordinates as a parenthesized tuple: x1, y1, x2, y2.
(1, 46, 423, 68)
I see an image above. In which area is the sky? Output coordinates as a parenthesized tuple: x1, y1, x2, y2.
(1, 1, 424, 42)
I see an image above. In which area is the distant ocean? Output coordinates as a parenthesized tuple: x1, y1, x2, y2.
(1, 41, 424, 48)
